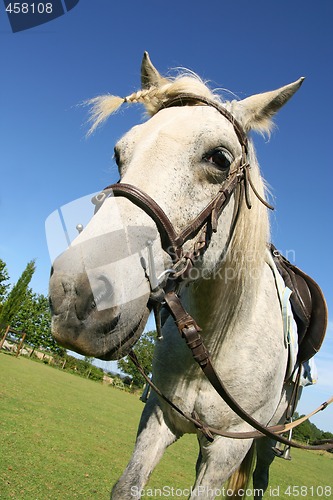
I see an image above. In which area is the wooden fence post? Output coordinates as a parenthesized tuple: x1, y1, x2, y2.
(15, 332, 26, 358)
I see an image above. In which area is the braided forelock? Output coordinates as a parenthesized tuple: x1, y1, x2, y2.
(85, 72, 221, 135)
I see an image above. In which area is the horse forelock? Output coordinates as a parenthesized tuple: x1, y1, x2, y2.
(85, 67, 275, 139)
(85, 70, 225, 135)
(138, 72, 221, 115)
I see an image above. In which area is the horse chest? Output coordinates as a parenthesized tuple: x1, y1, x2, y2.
(154, 339, 249, 433)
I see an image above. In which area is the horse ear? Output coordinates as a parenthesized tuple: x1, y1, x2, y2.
(141, 51, 169, 89)
(234, 78, 305, 133)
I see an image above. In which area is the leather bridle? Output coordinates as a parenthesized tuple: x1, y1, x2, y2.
(93, 93, 333, 451)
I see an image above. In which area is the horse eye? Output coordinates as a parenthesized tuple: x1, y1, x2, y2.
(204, 148, 233, 171)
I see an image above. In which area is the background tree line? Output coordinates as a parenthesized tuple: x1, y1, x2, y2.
(0, 258, 62, 355)
(292, 411, 333, 448)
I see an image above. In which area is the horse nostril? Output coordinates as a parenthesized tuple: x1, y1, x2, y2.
(49, 296, 54, 313)
(91, 276, 114, 311)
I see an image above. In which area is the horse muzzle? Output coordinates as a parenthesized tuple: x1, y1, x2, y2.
(48, 228, 153, 359)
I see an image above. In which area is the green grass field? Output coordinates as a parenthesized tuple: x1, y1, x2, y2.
(0, 353, 332, 499)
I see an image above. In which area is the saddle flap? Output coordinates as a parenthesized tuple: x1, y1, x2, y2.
(270, 245, 328, 364)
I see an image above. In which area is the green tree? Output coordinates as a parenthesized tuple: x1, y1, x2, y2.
(11, 289, 63, 355)
(292, 411, 333, 446)
(83, 356, 94, 378)
(12, 288, 41, 349)
(118, 330, 156, 387)
(0, 259, 10, 307)
(0, 260, 35, 327)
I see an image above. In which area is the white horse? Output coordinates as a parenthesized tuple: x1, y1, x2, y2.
(49, 53, 306, 498)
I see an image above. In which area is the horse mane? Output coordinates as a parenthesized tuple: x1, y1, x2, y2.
(218, 149, 270, 338)
(190, 143, 270, 351)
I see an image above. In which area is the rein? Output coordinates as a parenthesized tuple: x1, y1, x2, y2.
(95, 93, 333, 451)
(128, 348, 333, 450)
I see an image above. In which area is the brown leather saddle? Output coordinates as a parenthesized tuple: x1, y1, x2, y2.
(270, 244, 328, 364)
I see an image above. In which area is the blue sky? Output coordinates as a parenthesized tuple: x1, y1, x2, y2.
(1, 1, 332, 432)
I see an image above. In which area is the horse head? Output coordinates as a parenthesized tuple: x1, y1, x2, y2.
(48, 52, 303, 360)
